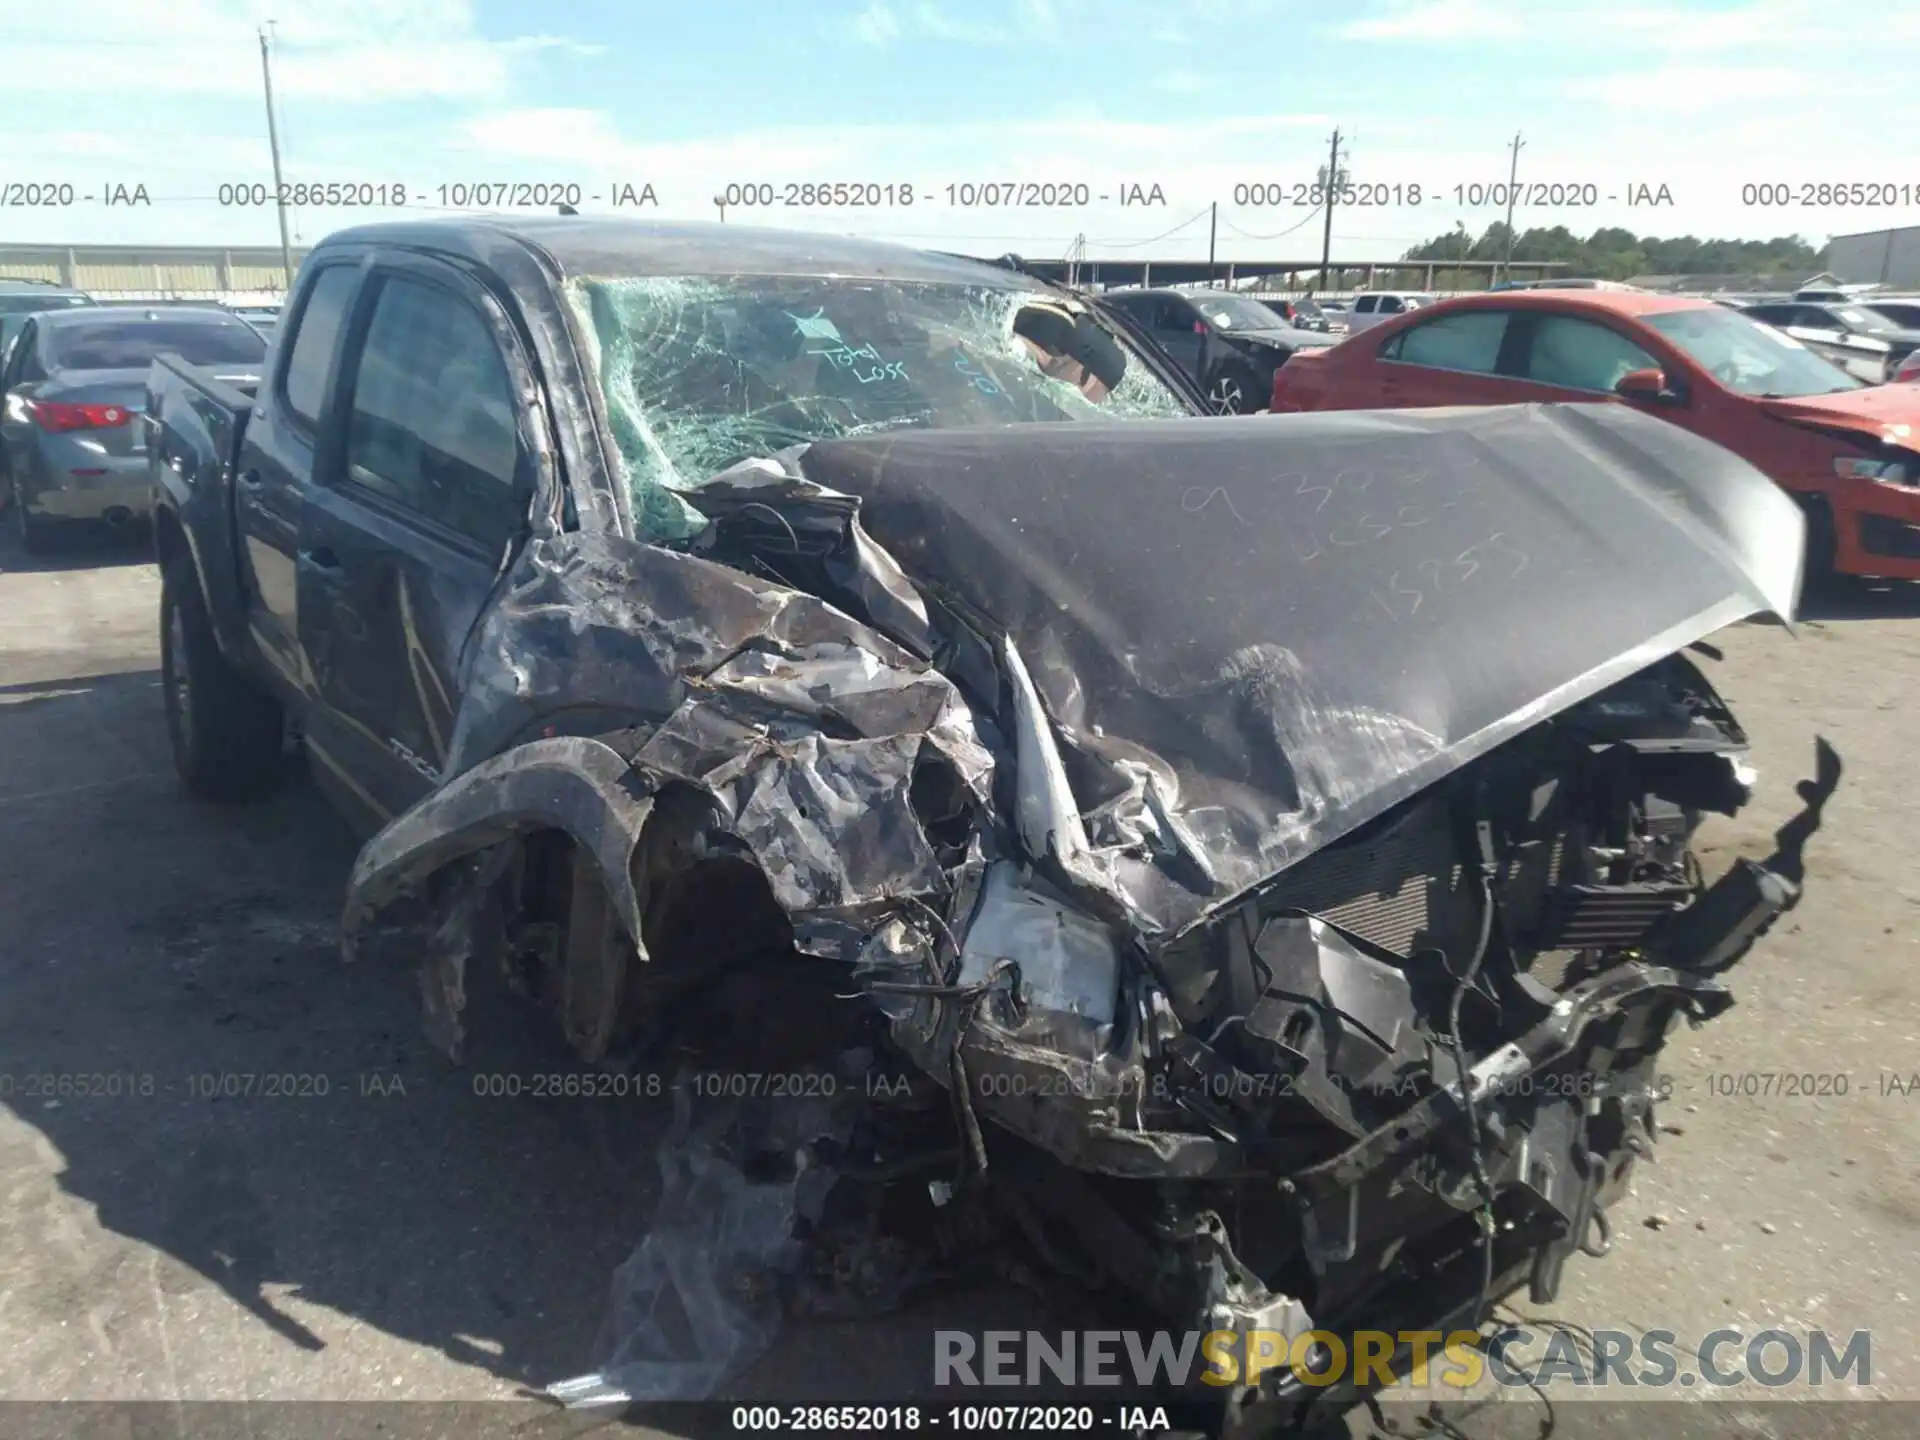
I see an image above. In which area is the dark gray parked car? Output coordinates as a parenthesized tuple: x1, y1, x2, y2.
(0, 278, 96, 366)
(1100, 286, 1333, 412)
(0, 306, 266, 549)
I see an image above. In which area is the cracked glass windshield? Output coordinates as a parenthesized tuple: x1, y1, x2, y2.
(566, 274, 1191, 539)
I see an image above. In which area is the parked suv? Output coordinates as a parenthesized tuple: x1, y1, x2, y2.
(1099, 286, 1332, 411)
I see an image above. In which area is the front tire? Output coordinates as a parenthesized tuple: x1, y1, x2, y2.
(161, 559, 286, 801)
(1207, 365, 1261, 415)
(1799, 496, 1841, 597)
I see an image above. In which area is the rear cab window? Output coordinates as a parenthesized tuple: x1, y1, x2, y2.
(280, 266, 362, 430)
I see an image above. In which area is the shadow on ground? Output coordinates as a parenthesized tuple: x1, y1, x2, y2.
(1800, 578, 1920, 623)
(0, 517, 155, 575)
(0, 672, 1045, 1410)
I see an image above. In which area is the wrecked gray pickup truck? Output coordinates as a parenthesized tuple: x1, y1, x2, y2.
(148, 217, 1830, 1430)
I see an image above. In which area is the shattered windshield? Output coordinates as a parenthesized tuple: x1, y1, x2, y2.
(565, 274, 1193, 540)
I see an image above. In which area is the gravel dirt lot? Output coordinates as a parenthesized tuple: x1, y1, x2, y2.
(1, 524, 1916, 1439)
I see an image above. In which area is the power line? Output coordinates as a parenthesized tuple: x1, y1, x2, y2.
(1219, 205, 1326, 242)
(1095, 206, 1214, 249)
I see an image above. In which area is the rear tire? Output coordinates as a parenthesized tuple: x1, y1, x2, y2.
(161, 558, 286, 801)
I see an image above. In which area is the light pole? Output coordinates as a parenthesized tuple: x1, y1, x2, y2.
(258, 25, 295, 292)
(1498, 132, 1524, 286)
(1317, 127, 1346, 291)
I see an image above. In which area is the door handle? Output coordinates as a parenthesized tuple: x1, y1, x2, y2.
(236, 468, 264, 490)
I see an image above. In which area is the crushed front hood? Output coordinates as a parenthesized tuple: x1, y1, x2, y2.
(784, 402, 1803, 937)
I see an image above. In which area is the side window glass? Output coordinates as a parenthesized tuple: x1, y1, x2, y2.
(1379, 296, 1405, 314)
(1353, 296, 1377, 314)
(1390, 311, 1510, 373)
(1522, 316, 1659, 392)
(282, 266, 360, 428)
(343, 275, 525, 551)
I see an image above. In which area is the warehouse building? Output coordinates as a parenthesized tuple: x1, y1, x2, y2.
(0, 243, 304, 301)
(1825, 226, 1920, 290)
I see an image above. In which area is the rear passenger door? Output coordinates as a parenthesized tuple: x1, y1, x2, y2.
(237, 260, 364, 689)
(1374, 308, 1518, 406)
(296, 254, 538, 825)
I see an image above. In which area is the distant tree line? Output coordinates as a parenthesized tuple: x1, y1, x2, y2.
(1390, 223, 1824, 285)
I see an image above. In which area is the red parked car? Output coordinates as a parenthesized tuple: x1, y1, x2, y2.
(1271, 290, 1920, 583)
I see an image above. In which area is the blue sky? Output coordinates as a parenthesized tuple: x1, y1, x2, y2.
(0, 0, 1913, 262)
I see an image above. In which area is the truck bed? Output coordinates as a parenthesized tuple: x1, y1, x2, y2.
(147, 353, 260, 658)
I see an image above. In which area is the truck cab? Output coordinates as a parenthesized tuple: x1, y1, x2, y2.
(148, 234, 568, 824)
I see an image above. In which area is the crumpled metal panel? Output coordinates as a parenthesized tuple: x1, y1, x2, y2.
(421, 530, 992, 953)
(785, 402, 1803, 938)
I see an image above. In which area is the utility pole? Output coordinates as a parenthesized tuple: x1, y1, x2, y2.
(1207, 202, 1217, 288)
(258, 26, 295, 293)
(1317, 128, 1343, 292)
(1498, 131, 1524, 287)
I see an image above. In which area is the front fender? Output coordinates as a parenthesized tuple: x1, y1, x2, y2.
(342, 734, 654, 950)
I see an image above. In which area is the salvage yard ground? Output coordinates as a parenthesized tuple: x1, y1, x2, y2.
(1, 527, 1917, 1438)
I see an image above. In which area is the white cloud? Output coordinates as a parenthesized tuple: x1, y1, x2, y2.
(1567, 64, 1817, 114)
(0, 0, 592, 102)
(1338, 0, 1920, 48)
(830, 0, 1084, 48)
(849, 2, 903, 45)
(1336, 0, 1518, 40)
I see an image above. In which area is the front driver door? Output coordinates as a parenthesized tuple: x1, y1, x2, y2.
(296, 255, 539, 826)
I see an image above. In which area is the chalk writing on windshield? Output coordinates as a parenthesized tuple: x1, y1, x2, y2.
(953, 355, 1002, 395)
(814, 341, 910, 384)
(788, 309, 843, 343)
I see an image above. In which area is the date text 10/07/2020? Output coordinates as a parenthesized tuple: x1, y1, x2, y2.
(728, 1405, 1172, 1433)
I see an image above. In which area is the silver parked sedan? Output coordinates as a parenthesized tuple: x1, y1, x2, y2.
(0, 307, 266, 550)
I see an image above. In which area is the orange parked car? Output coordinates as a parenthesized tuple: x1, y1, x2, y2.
(1270, 289, 1920, 582)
